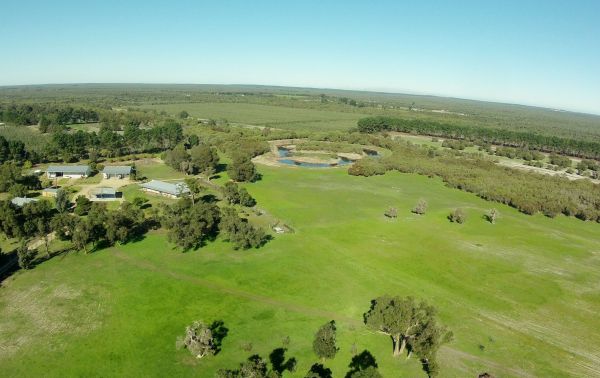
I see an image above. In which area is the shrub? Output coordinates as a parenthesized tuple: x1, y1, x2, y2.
(448, 208, 466, 224)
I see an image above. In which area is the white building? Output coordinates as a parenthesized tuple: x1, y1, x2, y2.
(46, 165, 91, 179)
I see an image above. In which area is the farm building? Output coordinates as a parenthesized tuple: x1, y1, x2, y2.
(11, 197, 38, 207)
(46, 165, 91, 179)
(89, 187, 119, 200)
(102, 165, 132, 179)
(140, 180, 189, 198)
(42, 187, 59, 198)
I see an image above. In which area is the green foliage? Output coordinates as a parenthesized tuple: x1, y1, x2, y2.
(357, 116, 600, 159)
(17, 243, 36, 270)
(55, 189, 70, 213)
(448, 208, 467, 224)
(312, 321, 338, 361)
(412, 199, 428, 215)
(347, 158, 387, 177)
(162, 198, 220, 250)
(190, 144, 220, 173)
(228, 155, 259, 182)
(304, 363, 333, 378)
(364, 295, 452, 364)
(223, 182, 257, 207)
(175, 320, 215, 359)
(485, 208, 499, 224)
(549, 153, 572, 168)
(74, 195, 92, 216)
(383, 207, 397, 218)
(220, 208, 267, 250)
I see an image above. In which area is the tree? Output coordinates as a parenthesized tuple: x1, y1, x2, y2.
(105, 202, 144, 245)
(164, 143, 189, 171)
(131, 196, 148, 208)
(220, 207, 267, 250)
(313, 321, 338, 361)
(238, 187, 256, 207)
(228, 155, 258, 182)
(74, 195, 92, 216)
(51, 212, 77, 240)
(17, 242, 36, 270)
(9, 183, 28, 198)
(22, 200, 54, 257)
(72, 218, 92, 253)
(162, 199, 221, 250)
(176, 320, 216, 358)
(178, 110, 189, 119)
(190, 144, 219, 173)
(364, 296, 432, 357)
(412, 199, 428, 215)
(55, 189, 70, 213)
(384, 207, 397, 218)
(485, 208, 499, 224)
(448, 208, 466, 224)
(223, 182, 241, 204)
(184, 178, 204, 205)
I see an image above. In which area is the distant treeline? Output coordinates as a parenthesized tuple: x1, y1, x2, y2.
(357, 116, 600, 159)
(349, 140, 600, 222)
(0, 103, 99, 128)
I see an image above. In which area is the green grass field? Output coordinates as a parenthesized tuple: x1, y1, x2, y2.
(143, 102, 369, 131)
(1, 165, 599, 377)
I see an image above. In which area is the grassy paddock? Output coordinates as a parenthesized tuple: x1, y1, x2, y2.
(1, 167, 599, 377)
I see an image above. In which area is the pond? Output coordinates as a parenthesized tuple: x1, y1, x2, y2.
(276, 147, 359, 168)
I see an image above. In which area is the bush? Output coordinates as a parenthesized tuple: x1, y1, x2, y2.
(412, 199, 428, 215)
(384, 207, 397, 218)
(448, 208, 466, 224)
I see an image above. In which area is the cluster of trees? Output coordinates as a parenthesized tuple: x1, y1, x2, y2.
(164, 143, 220, 176)
(357, 116, 600, 159)
(0, 162, 40, 193)
(0, 195, 150, 267)
(222, 182, 256, 206)
(441, 139, 472, 150)
(349, 140, 600, 222)
(45, 120, 184, 162)
(0, 103, 99, 127)
(494, 146, 544, 161)
(0, 136, 28, 163)
(160, 189, 267, 251)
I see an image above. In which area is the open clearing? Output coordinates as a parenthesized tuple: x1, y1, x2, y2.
(1, 166, 600, 377)
(142, 102, 369, 131)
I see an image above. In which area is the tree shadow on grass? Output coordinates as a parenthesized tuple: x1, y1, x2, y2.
(306, 363, 333, 378)
(210, 320, 229, 355)
(345, 350, 378, 378)
(269, 347, 297, 374)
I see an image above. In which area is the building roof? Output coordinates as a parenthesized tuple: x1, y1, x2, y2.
(140, 180, 189, 196)
(47, 165, 90, 174)
(102, 165, 132, 175)
(91, 187, 117, 196)
(11, 197, 38, 207)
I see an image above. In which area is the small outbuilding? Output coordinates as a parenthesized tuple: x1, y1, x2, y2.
(102, 165, 132, 179)
(42, 187, 60, 198)
(47, 165, 91, 179)
(140, 180, 189, 198)
(89, 187, 119, 200)
(11, 197, 38, 207)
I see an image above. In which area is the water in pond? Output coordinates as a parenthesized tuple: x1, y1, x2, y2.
(276, 146, 376, 168)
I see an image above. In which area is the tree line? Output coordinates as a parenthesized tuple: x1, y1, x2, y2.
(357, 116, 600, 159)
(0, 103, 99, 128)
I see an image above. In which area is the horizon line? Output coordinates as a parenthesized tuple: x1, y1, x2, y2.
(1, 81, 599, 117)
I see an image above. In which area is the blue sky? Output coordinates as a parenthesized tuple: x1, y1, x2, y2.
(1, 1, 599, 114)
